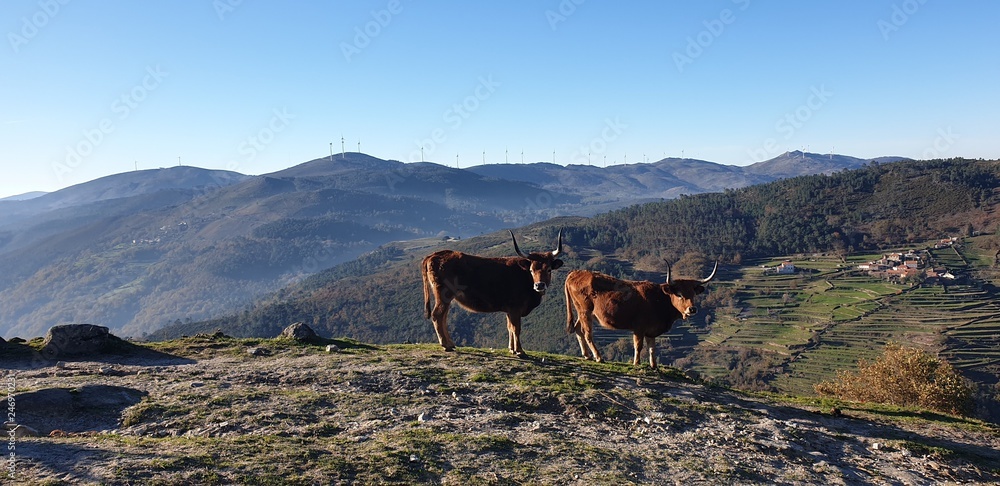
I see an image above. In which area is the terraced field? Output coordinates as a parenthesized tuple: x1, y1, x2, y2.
(651, 241, 1000, 395)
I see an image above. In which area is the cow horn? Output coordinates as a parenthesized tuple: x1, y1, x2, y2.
(700, 261, 719, 284)
(664, 260, 672, 285)
(509, 230, 527, 258)
(551, 229, 563, 257)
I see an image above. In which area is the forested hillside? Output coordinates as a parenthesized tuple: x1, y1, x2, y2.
(575, 157, 998, 263)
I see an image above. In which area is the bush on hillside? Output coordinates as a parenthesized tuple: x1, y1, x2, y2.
(814, 342, 973, 415)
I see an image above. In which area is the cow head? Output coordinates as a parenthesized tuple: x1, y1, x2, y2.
(510, 230, 564, 294)
(661, 260, 718, 318)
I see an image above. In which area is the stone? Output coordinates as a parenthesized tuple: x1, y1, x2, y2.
(280, 322, 320, 342)
(40, 324, 114, 359)
(247, 347, 269, 357)
(326, 344, 339, 353)
(8, 425, 39, 438)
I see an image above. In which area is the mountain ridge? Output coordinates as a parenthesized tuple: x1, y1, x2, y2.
(0, 151, 902, 339)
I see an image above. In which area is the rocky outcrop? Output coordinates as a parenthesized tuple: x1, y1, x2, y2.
(40, 324, 116, 359)
(279, 322, 320, 343)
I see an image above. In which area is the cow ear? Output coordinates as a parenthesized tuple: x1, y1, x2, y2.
(551, 259, 564, 270)
(695, 285, 706, 295)
(517, 259, 532, 271)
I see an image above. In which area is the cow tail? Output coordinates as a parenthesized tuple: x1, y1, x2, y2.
(421, 257, 432, 319)
(565, 279, 576, 334)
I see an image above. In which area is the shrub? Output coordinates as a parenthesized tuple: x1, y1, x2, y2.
(814, 342, 974, 415)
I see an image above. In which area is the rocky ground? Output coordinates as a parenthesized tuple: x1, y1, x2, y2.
(3, 334, 1000, 485)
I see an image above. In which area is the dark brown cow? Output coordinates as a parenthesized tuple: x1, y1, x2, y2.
(421, 230, 564, 355)
(564, 261, 717, 368)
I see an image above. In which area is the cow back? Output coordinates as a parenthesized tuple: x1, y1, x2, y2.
(566, 270, 682, 337)
(426, 250, 541, 315)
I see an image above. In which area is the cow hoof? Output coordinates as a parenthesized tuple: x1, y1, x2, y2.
(444, 346, 456, 352)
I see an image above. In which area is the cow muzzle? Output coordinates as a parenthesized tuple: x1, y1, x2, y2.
(533, 282, 547, 293)
(684, 307, 698, 318)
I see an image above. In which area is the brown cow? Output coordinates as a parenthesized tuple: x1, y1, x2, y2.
(564, 261, 717, 368)
(422, 230, 564, 355)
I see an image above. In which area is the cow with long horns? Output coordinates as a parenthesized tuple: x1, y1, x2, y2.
(421, 230, 564, 355)
(564, 260, 718, 368)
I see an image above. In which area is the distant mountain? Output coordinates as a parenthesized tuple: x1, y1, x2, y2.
(468, 158, 767, 203)
(0, 191, 47, 201)
(0, 167, 249, 229)
(0, 154, 581, 339)
(0, 151, 898, 339)
(468, 151, 893, 207)
(743, 151, 871, 178)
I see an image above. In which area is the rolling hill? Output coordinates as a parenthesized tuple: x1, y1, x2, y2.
(0, 151, 892, 340)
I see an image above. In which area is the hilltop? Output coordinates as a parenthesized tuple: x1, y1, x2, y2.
(6, 334, 999, 484)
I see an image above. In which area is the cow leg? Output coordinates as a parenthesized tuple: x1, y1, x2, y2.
(574, 314, 601, 362)
(574, 324, 594, 361)
(430, 300, 456, 351)
(505, 313, 525, 356)
(632, 333, 644, 366)
(646, 336, 657, 369)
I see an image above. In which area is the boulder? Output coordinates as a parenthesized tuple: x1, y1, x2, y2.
(40, 324, 114, 359)
(280, 322, 320, 342)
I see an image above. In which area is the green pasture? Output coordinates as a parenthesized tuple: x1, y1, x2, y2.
(683, 245, 1000, 395)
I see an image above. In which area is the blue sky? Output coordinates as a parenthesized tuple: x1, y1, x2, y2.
(2, 1, 998, 198)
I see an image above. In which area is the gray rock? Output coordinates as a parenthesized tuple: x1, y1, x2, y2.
(6, 425, 39, 438)
(247, 347, 269, 357)
(41, 324, 115, 359)
(280, 322, 320, 342)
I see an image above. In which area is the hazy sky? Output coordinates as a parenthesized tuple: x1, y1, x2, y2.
(2, 1, 998, 198)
